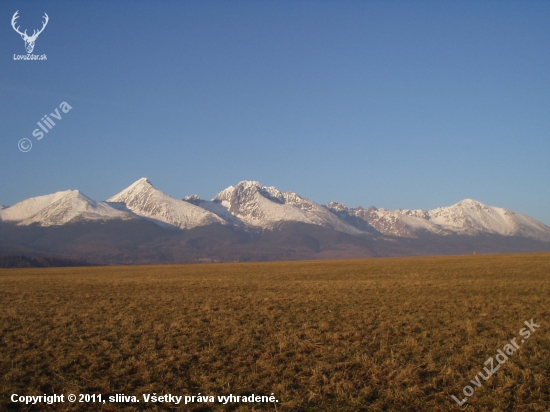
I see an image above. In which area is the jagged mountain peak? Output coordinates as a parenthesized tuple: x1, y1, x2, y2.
(236, 180, 262, 188)
(214, 181, 283, 204)
(183, 194, 201, 206)
(236, 180, 286, 204)
(327, 201, 349, 213)
(211, 180, 362, 234)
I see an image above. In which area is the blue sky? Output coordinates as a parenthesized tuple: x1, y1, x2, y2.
(1, 0, 549, 224)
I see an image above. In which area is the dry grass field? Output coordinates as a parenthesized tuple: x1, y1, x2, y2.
(1, 253, 549, 411)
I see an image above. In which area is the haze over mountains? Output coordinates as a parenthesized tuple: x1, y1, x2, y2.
(1, 178, 549, 264)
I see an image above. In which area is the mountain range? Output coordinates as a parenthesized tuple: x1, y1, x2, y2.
(1, 178, 549, 264)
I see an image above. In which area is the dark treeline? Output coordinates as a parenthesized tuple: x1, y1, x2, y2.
(0, 255, 95, 268)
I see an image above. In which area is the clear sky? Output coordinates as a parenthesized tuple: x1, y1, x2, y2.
(1, 0, 549, 224)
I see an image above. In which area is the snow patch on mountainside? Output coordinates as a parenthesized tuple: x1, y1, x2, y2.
(0, 190, 133, 226)
(183, 195, 248, 227)
(366, 207, 448, 237)
(108, 178, 225, 230)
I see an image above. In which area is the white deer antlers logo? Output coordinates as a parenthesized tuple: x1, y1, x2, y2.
(11, 11, 49, 54)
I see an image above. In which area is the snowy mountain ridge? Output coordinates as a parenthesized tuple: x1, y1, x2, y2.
(2, 178, 549, 242)
(328, 198, 550, 241)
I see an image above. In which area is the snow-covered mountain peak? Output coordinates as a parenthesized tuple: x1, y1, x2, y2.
(212, 185, 235, 203)
(327, 201, 349, 213)
(0, 189, 133, 226)
(237, 180, 262, 188)
(108, 178, 225, 230)
(183, 194, 201, 205)
(426, 199, 550, 239)
(120, 177, 154, 193)
(213, 181, 284, 205)
(453, 198, 490, 209)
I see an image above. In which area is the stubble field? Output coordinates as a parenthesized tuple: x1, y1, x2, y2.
(1, 253, 549, 411)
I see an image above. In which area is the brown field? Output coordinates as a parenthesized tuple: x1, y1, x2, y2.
(1, 253, 549, 411)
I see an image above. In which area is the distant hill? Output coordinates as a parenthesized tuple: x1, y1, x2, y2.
(0, 254, 95, 268)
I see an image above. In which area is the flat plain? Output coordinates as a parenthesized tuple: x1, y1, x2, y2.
(1, 253, 549, 411)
